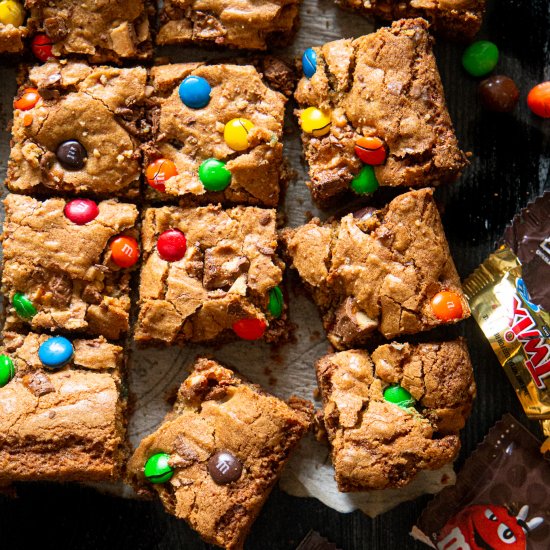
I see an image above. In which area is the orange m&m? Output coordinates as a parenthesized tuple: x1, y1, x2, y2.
(354, 136, 387, 165)
(110, 236, 139, 268)
(232, 318, 267, 340)
(431, 291, 464, 321)
(527, 81, 550, 118)
(14, 88, 40, 111)
(146, 158, 178, 192)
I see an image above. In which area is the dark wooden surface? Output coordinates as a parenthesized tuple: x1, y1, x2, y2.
(1, 1, 549, 548)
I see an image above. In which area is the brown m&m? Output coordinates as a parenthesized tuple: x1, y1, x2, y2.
(207, 451, 243, 484)
(56, 140, 86, 170)
(479, 75, 519, 112)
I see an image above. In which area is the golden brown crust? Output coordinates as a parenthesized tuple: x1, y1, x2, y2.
(295, 18, 468, 205)
(316, 339, 475, 491)
(128, 357, 312, 549)
(0, 22, 27, 54)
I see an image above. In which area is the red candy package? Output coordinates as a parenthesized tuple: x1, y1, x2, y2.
(413, 415, 550, 549)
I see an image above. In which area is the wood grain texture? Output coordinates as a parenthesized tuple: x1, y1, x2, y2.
(0, 0, 549, 548)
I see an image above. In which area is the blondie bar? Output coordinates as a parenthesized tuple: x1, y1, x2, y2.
(0, 0, 27, 53)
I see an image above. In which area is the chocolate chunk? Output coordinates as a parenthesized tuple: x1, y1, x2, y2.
(207, 451, 243, 484)
(56, 140, 87, 170)
(296, 530, 341, 550)
(44, 16, 69, 41)
(23, 371, 55, 397)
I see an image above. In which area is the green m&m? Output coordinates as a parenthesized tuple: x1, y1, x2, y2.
(462, 41, 499, 77)
(351, 165, 379, 195)
(12, 292, 37, 319)
(144, 453, 174, 484)
(0, 355, 15, 387)
(198, 158, 232, 191)
(268, 286, 284, 318)
(383, 385, 416, 409)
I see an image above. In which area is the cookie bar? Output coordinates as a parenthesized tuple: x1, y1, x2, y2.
(282, 189, 470, 347)
(0, 0, 27, 53)
(144, 63, 286, 207)
(128, 357, 312, 549)
(7, 60, 148, 199)
(157, 0, 300, 50)
(316, 340, 476, 491)
(295, 18, 467, 206)
(26, 0, 152, 63)
(0, 331, 127, 482)
(135, 204, 287, 345)
(2, 194, 139, 340)
(337, 1, 485, 41)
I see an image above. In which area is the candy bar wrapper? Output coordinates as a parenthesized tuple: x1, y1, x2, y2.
(541, 420, 550, 455)
(412, 414, 550, 549)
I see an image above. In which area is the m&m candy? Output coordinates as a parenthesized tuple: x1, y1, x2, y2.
(144, 453, 174, 484)
(232, 318, 267, 340)
(0, 1, 24, 27)
(110, 236, 139, 268)
(302, 48, 317, 78)
(383, 385, 416, 409)
(38, 336, 74, 369)
(64, 199, 99, 225)
(31, 33, 54, 62)
(198, 158, 232, 191)
(527, 81, 550, 118)
(268, 286, 283, 318)
(0, 355, 15, 388)
(431, 290, 464, 321)
(354, 136, 387, 165)
(462, 41, 499, 77)
(178, 75, 211, 109)
(350, 165, 379, 195)
(299, 107, 331, 137)
(157, 229, 187, 262)
(12, 292, 37, 319)
(56, 140, 87, 170)
(224, 118, 254, 151)
(478, 75, 519, 113)
(146, 158, 177, 192)
(14, 88, 40, 111)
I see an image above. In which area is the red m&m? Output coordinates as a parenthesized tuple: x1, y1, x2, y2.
(232, 318, 266, 340)
(527, 82, 550, 118)
(354, 136, 387, 165)
(110, 236, 139, 268)
(31, 33, 54, 62)
(64, 199, 99, 225)
(431, 291, 464, 321)
(146, 159, 178, 192)
(157, 229, 187, 262)
(14, 88, 40, 111)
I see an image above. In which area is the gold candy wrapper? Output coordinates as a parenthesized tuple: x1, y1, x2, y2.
(541, 420, 550, 454)
(463, 246, 550, 419)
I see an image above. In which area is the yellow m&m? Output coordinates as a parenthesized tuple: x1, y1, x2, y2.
(224, 118, 254, 151)
(300, 107, 331, 137)
(0, 1, 25, 27)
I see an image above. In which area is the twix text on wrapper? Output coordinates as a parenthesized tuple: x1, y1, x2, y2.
(412, 414, 550, 550)
(463, 193, 550, 420)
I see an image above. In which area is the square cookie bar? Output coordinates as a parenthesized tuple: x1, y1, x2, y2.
(316, 340, 476, 491)
(128, 357, 312, 549)
(144, 63, 287, 207)
(295, 18, 467, 206)
(2, 194, 139, 340)
(0, 331, 126, 482)
(157, 0, 300, 50)
(282, 189, 470, 348)
(337, 1, 485, 41)
(26, 0, 152, 62)
(7, 60, 148, 199)
(0, 0, 27, 53)
(136, 204, 287, 345)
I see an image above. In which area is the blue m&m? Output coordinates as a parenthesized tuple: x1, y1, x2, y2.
(302, 48, 317, 78)
(38, 336, 74, 369)
(178, 76, 211, 109)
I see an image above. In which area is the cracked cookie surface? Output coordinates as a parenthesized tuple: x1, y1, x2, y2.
(316, 340, 475, 491)
(145, 63, 287, 206)
(2, 194, 139, 340)
(295, 18, 467, 206)
(136, 204, 287, 345)
(282, 189, 469, 347)
(0, 331, 126, 482)
(337, 1, 485, 40)
(27, 0, 152, 62)
(128, 357, 312, 549)
(157, 0, 300, 50)
(8, 61, 148, 198)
